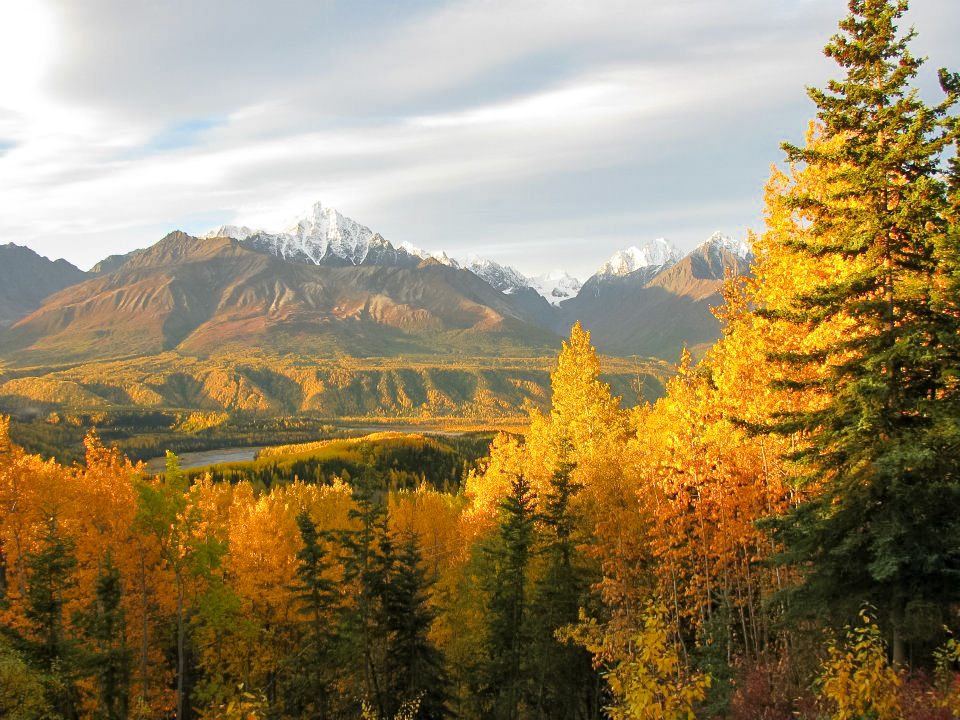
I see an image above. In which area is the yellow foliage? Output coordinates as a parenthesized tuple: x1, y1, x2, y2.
(196, 683, 269, 720)
(934, 635, 960, 715)
(175, 411, 229, 432)
(389, 485, 469, 574)
(462, 432, 526, 525)
(562, 601, 710, 720)
(361, 694, 422, 720)
(818, 608, 901, 720)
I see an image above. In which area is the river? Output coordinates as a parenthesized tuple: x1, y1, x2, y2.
(144, 446, 264, 474)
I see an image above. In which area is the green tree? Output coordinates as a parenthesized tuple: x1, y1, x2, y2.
(527, 457, 602, 720)
(135, 452, 228, 719)
(482, 473, 537, 720)
(0, 636, 54, 720)
(380, 534, 448, 720)
(23, 514, 81, 719)
(78, 555, 133, 720)
(338, 473, 391, 717)
(283, 510, 339, 720)
(764, 0, 960, 662)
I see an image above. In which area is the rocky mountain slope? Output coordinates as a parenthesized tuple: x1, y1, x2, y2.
(0, 351, 669, 418)
(0, 204, 753, 417)
(0, 244, 89, 326)
(560, 233, 752, 359)
(2, 231, 561, 365)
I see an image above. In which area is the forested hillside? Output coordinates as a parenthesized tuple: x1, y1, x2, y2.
(2, 1, 960, 719)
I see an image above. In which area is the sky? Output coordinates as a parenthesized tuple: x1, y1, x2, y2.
(1, 0, 959, 281)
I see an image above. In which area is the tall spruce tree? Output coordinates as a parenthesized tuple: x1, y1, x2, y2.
(338, 473, 391, 717)
(79, 555, 133, 720)
(285, 510, 339, 720)
(380, 534, 449, 720)
(764, 0, 960, 662)
(527, 457, 601, 720)
(24, 514, 81, 719)
(482, 473, 537, 720)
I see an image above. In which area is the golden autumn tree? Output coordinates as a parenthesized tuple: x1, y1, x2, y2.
(756, 0, 960, 667)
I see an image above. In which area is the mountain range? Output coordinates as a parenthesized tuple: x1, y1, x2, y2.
(0, 202, 751, 417)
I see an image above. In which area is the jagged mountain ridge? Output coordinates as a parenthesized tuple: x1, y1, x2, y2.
(199, 204, 753, 358)
(206, 204, 553, 298)
(0, 202, 754, 371)
(204, 202, 750, 305)
(527, 271, 582, 306)
(205, 203, 425, 269)
(0, 244, 90, 327)
(2, 232, 562, 365)
(560, 233, 753, 359)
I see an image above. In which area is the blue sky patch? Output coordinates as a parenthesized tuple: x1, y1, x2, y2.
(133, 116, 228, 157)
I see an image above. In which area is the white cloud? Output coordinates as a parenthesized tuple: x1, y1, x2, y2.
(2, 0, 959, 276)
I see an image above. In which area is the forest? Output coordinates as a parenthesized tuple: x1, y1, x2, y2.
(3, 0, 960, 717)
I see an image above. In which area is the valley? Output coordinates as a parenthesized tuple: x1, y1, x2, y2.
(0, 209, 743, 463)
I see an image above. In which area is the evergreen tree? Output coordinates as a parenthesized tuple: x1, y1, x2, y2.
(23, 514, 81, 719)
(338, 473, 391, 717)
(482, 473, 537, 720)
(380, 534, 449, 720)
(763, 0, 960, 662)
(284, 510, 339, 720)
(527, 457, 602, 720)
(78, 555, 133, 720)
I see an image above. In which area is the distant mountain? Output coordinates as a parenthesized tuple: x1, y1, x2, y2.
(206, 203, 573, 304)
(3, 231, 562, 365)
(0, 244, 89, 326)
(559, 233, 752, 359)
(89, 249, 145, 275)
(457, 257, 528, 294)
(203, 204, 755, 360)
(596, 238, 684, 277)
(0, 193, 754, 377)
(527, 271, 582, 306)
(0, 220, 753, 418)
(206, 202, 424, 268)
(578, 238, 685, 299)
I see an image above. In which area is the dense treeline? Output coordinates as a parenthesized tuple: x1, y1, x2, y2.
(3, 1, 960, 718)
(190, 433, 495, 493)
(7, 411, 345, 465)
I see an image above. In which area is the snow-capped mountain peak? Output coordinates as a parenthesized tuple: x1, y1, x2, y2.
(697, 231, 752, 261)
(527, 270, 582, 306)
(205, 224, 256, 241)
(282, 201, 375, 265)
(597, 238, 683, 277)
(460, 256, 531, 294)
(205, 202, 379, 266)
(398, 240, 427, 258)
(396, 240, 459, 267)
(203, 203, 747, 308)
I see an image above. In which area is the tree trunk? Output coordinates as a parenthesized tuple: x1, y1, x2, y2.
(176, 565, 185, 720)
(139, 546, 150, 706)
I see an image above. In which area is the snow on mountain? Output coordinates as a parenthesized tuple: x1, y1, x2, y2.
(203, 202, 750, 307)
(206, 202, 377, 266)
(206, 224, 256, 241)
(527, 270, 582, 306)
(697, 231, 753, 261)
(270, 202, 376, 264)
(397, 240, 427, 258)
(596, 238, 683, 277)
(461, 256, 531, 294)
(397, 240, 459, 268)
